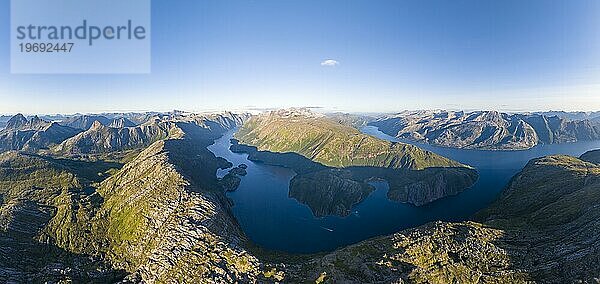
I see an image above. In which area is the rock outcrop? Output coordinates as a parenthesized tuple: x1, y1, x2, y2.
(219, 164, 248, 192)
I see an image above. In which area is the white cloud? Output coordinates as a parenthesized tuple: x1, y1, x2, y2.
(320, 59, 339, 67)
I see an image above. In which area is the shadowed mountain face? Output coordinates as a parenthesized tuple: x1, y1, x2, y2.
(61, 115, 111, 130)
(371, 110, 600, 150)
(233, 109, 478, 216)
(0, 115, 11, 129)
(580, 149, 600, 164)
(5, 114, 52, 131)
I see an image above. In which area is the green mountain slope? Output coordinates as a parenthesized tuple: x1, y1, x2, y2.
(236, 109, 465, 170)
(0, 151, 125, 282)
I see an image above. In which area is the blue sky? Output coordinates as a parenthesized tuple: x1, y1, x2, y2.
(1, 0, 599, 114)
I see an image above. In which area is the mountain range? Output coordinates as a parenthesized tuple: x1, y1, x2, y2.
(0, 114, 81, 153)
(0, 112, 250, 156)
(61, 115, 137, 130)
(0, 109, 599, 282)
(535, 111, 600, 122)
(371, 110, 600, 150)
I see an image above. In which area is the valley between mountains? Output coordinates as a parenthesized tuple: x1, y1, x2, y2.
(0, 109, 600, 283)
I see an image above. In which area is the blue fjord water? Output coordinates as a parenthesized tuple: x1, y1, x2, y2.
(207, 127, 600, 253)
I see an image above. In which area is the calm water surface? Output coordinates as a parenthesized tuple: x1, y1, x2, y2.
(207, 127, 600, 253)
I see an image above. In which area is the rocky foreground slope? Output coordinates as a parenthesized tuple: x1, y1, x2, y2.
(233, 109, 477, 216)
(371, 110, 600, 150)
